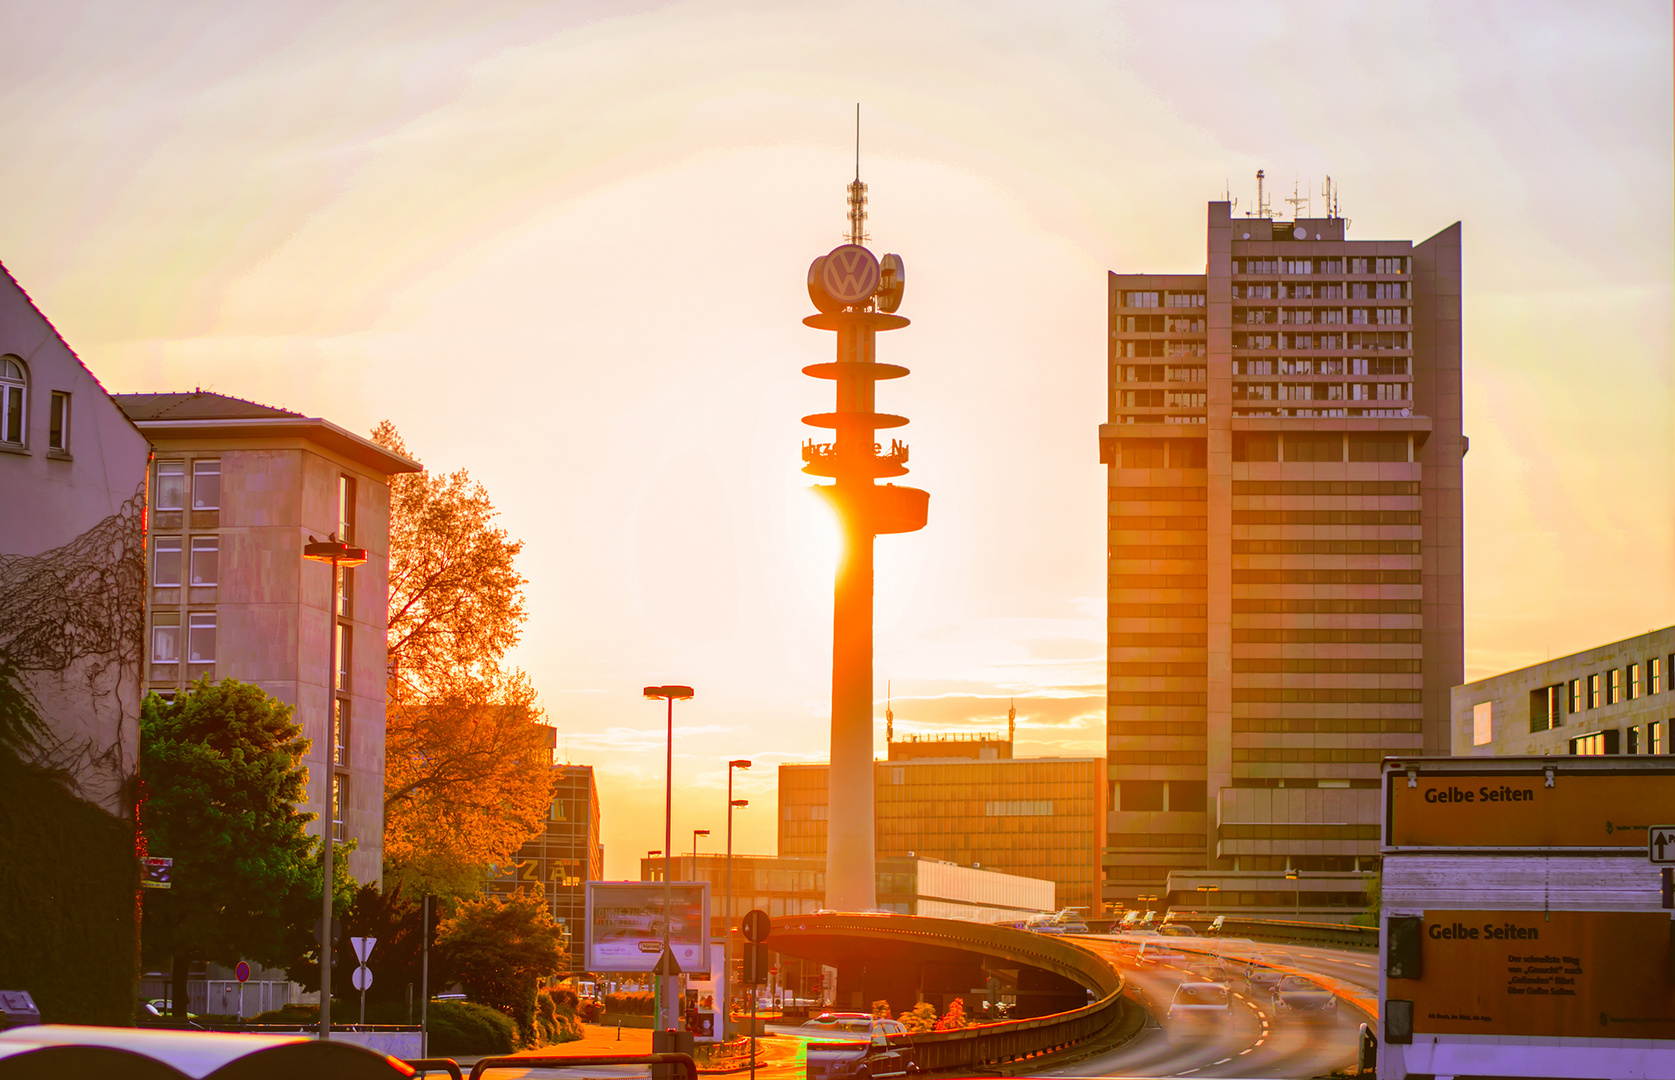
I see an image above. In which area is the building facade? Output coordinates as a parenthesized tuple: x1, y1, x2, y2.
(1098, 200, 1463, 915)
(777, 732, 1105, 915)
(1452, 627, 1675, 757)
(0, 262, 152, 1024)
(488, 763, 604, 971)
(115, 392, 419, 884)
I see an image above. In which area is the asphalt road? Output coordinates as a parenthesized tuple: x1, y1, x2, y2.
(1038, 933, 1377, 1079)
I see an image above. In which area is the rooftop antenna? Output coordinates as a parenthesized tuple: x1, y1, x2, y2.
(1008, 698, 1016, 745)
(847, 104, 868, 245)
(1321, 176, 1339, 219)
(885, 679, 893, 743)
(1256, 169, 1270, 219)
(1284, 178, 1310, 220)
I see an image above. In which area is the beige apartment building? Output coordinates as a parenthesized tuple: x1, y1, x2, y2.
(1098, 200, 1463, 917)
(1453, 627, 1675, 758)
(116, 392, 419, 884)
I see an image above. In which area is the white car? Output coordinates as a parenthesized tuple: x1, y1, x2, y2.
(1167, 980, 1234, 1021)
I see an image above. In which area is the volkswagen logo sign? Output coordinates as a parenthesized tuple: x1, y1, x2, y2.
(821, 244, 880, 304)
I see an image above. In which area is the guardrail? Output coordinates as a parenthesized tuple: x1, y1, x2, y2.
(772, 913, 1130, 1069)
(460, 1053, 698, 1080)
(1170, 916, 1377, 950)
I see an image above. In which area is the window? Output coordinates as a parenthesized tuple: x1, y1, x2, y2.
(1570, 679, 1583, 714)
(1588, 674, 1601, 710)
(1531, 685, 1564, 733)
(1118, 439, 1166, 468)
(338, 568, 353, 619)
(1169, 780, 1207, 813)
(1570, 732, 1606, 756)
(1233, 433, 1280, 461)
(155, 460, 185, 511)
(1472, 702, 1492, 746)
(1608, 669, 1622, 705)
(1627, 726, 1640, 754)
(1654, 658, 1665, 695)
(152, 614, 181, 664)
(187, 612, 216, 663)
(332, 773, 348, 842)
(189, 536, 219, 586)
(0, 357, 24, 446)
(1119, 780, 1164, 811)
(1375, 257, 1407, 274)
(1284, 433, 1341, 462)
(1653, 722, 1665, 756)
(1630, 663, 1642, 700)
(192, 459, 221, 510)
(338, 475, 357, 543)
(333, 700, 350, 768)
(336, 623, 351, 691)
(153, 536, 183, 587)
(1124, 291, 1160, 308)
(48, 392, 69, 451)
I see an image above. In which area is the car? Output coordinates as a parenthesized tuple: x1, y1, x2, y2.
(141, 999, 197, 1019)
(1157, 924, 1195, 937)
(800, 1012, 876, 1037)
(1184, 963, 1232, 988)
(1166, 979, 1234, 1021)
(1270, 975, 1337, 1023)
(805, 1018, 918, 1079)
(1244, 962, 1286, 995)
(1133, 940, 1186, 967)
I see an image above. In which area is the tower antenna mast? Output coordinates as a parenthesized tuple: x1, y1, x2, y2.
(848, 104, 867, 245)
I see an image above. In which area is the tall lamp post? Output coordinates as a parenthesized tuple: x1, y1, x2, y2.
(691, 829, 710, 864)
(645, 685, 694, 1033)
(725, 759, 750, 1034)
(302, 532, 367, 1040)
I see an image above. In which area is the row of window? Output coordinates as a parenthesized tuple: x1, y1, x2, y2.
(1110, 439, 1208, 469)
(1238, 307, 1408, 327)
(153, 536, 219, 587)
(1234, 599, 1422, 614)
(1109, 833, 1206, 849)
(1233, 256, 1407, 275)
(1111, 661, 1208, 677)
(1109, 692, 1208, 707)
(1111, 573, 1206, 589)
(1237, 480, 1420, 496)
(1236, 688, 1422, 703)
(1111, 603, 1208, 617)
(1233, 569, 1420, 586)
(1231, 407, 1414, 419)
(1233, 509, 1420, 524)
(1113, 364, 1208, 383)
(0, 356, 73, 453)
(154, 459, 223, 512)
(150, 615, 353, 692)
(1110, 515, 1209, 531)
(1116, 390, 1208, 408)
(1233, 432, 1412, 463)
(1111, 779, 1207, 812)
(1235, 717, 1423, 733)
(1109, 721, 1206, 736)
(1220, 823, 1379, 840)
(1237, 332, 1409, 351)
(1237, 357, 1409, 376)
(1111, 632, 1205, 647)
(1234, 657, 1421, 673)
(1233, 747, 1393, 763)
(1116, 340, 1209, 359)
(1115, 315, 1208, 333)
(1234, 628, 1422, 643)
(1234, 281, 1406, 300)
(1110, 545, 1207, 560)
(1111, 750, 1207, 764)
(1120, 291, 1206, 308)
(1522, 657, 1670, 734)
(1235, 382, 1410, 402)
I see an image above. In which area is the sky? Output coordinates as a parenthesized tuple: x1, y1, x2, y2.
(1, 1, 1669, 877)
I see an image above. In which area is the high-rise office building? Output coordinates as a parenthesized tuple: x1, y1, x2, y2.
(1098, 197, 1462, 916)
(489, 762, 603, 972)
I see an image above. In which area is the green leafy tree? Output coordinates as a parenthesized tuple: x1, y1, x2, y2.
(140, 678, 354, 1017)
(438, 889, 565, 1044)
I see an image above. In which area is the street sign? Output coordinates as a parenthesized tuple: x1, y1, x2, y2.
(142, 857, 173, 889)
(351, 966, 373, 992)
(1649, 825, 1675, 863)
(741, 909, 770, 943)
(234, 962, 250, 984)
(351, 936, 377, 964)
(1388, 767, 1675, 848)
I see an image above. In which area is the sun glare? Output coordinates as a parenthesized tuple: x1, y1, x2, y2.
(787, 476, 843, 611)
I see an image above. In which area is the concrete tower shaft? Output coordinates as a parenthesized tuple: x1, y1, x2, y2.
(802, 236, 927, 912)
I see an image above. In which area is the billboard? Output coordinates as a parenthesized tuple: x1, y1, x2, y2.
(584, 881, 710, 975)
(1387, 768, 1675, 849)
(1390, 909, 1675, 1039)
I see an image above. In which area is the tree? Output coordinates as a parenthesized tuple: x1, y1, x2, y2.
(933, 997, 969, 1031)
(371, 422, 554, 894)
(140, 678, 355, 1017)
(438, 889, 565, 1043)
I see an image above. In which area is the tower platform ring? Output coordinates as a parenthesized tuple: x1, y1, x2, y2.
(802, 312, 911, 332)
(801, 412, 910, 430)
(802, 362, 910, 381)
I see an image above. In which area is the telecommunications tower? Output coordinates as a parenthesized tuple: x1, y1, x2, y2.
(801, 160, 929, 912)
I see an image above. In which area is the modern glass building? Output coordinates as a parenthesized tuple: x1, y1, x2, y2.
(489, 763, 604, 971)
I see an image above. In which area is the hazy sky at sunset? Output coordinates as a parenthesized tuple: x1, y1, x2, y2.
(2, 1, 1668, 876)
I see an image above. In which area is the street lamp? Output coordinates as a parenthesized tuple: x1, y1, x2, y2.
(644, 684, 694, 1032)
(1286, 868, 1300, 914)
(302, 533, 366, 1041)
(725, 759, 751, 1035)
(692, 829, 710, 863)
(1196, 884, 1221, 913)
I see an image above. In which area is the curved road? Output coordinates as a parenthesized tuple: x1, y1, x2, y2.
(1040, 933, 1377, 1079)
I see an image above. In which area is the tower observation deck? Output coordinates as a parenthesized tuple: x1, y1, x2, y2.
(802, 174, 929, 912)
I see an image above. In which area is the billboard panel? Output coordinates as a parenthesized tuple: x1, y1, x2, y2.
(584, 881, 710, 975)
(1390, 909, 1675, 1039)
(1388, 768, 1675, 849)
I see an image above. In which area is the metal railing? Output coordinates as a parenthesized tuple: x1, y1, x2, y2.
(771, 913, 1130, 1069)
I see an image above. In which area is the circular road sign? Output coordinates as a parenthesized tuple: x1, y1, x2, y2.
(742, 909, 770, 943)
(234, 961, 250, 984)
(820, 245, 880, 304)
(351, 967, 373, 992)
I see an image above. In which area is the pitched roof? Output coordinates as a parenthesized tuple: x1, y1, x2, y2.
(113, 391, 304, 421)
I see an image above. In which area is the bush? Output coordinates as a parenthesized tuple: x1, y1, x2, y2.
(533, 987, 583, 1046)
(250, 998, 516, 1056)
(933, 998, 968, 1031)
(605, 990, 654, 1016)
(898, 1002, 937, 1033)
(870, 1000, 892, 1020)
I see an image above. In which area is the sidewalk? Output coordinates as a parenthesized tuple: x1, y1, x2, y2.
(449, 1024, 789, 1078)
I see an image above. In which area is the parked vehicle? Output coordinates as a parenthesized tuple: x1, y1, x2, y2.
(1166, 979, 1234, 1021)
(806, 1018, 918, 1079)
(1270, 975, 1337, 1023)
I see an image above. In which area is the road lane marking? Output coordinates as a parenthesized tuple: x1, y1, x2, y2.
(1238, 1048, 1253, 1055)
(1212, 1058, 1232, 1065)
